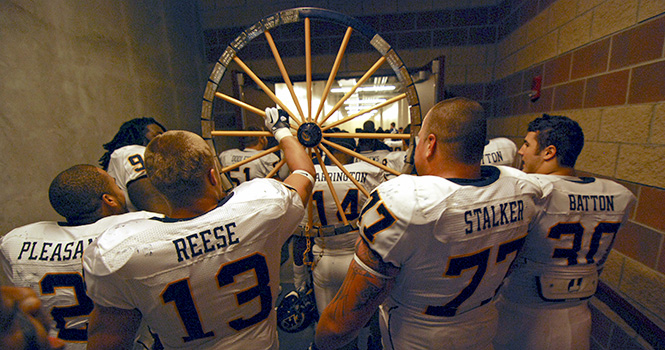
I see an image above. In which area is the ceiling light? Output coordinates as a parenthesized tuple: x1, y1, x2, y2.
(330, 86, 397, 93)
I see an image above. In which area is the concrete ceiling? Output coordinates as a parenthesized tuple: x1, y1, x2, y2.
(198, 0, 502, 30)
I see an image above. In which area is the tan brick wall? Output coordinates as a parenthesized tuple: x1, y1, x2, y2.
(494, 0, 665, 80)
(489, 0, 665, 331)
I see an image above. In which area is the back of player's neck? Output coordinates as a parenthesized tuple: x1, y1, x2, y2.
(548, 167, 575, 176)
(66, 215, 101, 226)
(428, 162, 481, 180)
(168, 197, 219, 219)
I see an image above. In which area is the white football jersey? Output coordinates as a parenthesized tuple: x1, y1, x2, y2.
(500, 175, 636, 305)
(106, 145, 148, 211)
(481, 137, 517, 167)
(83, 179, 305, 350)
(0, 211, 159, 349)
(358, 166, 542, 349)
(308, 162, 385, 248)
(311, 162, 385, 227)
(219, 148, 282, 186)
(353, 149, 391, 167)
(384, 151, 406, 179)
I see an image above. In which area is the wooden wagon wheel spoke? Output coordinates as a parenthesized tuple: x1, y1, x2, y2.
(322, 93, 407, 131)
(233, 56, 303, 126)
(201, 6, 422, 203)
(319, 56, 387, 126)
(313, 148, 349, 225)
(266, 158, 287, 178)
(214, 92, 298, 129)
(220, 145, 281, 173)
(317, 143, 370, 198)
(305, 18, 313, 122)
(313, 26, 353, 124)
(265, 30, 306, 123)
(320, 138, 400, 176)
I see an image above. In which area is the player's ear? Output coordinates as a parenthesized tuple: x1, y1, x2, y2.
(207, 168, 228, 200)
(207, 168, 219, 187)
(101, 193, 122, 210)
(426, 133, 437, 157)
(542, 144, 557, 161)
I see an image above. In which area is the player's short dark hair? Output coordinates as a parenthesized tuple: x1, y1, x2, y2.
(527, 114, 584, 168)
(363, 120, 375, 132)
(326, 128, 356, 150)
(145, 130, 215, 205)
(99, 117, 166, 170)
(356, 121, 391, 152)
(240, 125, 265, 150)
(426, 97, 486, 164)
(49, 164, 112, 221)
(323, 129, 355, 165)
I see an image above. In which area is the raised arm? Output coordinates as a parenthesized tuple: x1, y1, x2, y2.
(265, 108, 315, 205)
(314, 237, 399, 350)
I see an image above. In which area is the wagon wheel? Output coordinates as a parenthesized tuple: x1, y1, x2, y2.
(201, 7, 422, 227)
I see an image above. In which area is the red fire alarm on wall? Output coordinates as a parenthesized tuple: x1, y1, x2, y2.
(530, 75, 542, 102)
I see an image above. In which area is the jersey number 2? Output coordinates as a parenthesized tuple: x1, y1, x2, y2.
(160, 253, 271, 342)
(40, 273, 94, 341)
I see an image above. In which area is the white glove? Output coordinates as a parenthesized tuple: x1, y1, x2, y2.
(264, 107, 291, 142)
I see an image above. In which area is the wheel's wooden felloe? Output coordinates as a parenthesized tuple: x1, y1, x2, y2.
(202, 7, 422, 225)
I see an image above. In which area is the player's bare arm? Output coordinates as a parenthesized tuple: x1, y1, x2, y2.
(265, 107, 315, 205)
(127, 177, 170, 214)
(87, 304, 141, 350)
(314, 238, 398, 350)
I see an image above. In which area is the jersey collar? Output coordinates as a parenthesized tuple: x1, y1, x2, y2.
(153, 192, 235, 223)
(447, 165, 501, 187)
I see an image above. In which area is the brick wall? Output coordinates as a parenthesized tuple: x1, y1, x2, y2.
(483, 0, 665, 347)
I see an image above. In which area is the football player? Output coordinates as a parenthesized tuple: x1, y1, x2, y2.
(354, 120, 392, 166)
(219, 125, 288, 187)
(83, 108, 315, 350)
(292, 131, 386, 349)
(99, 117, 169, 214)
(494, 114, 636, 350)
(314, 97, 543, 350)
(384, 124, 411, 179)
(481, 137, 518, 167)
(0, 164, 158, 349)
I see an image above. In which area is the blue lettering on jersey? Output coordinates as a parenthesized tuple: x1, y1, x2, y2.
(568, 194, 614, 211)
(173, 222, 239, 262)
(16, 238, 95, 262)
(481, 151, 504, 165)
(314, 171, 368, 183)
(464, 200, 524, 234)
(231, 155, 252, 163)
